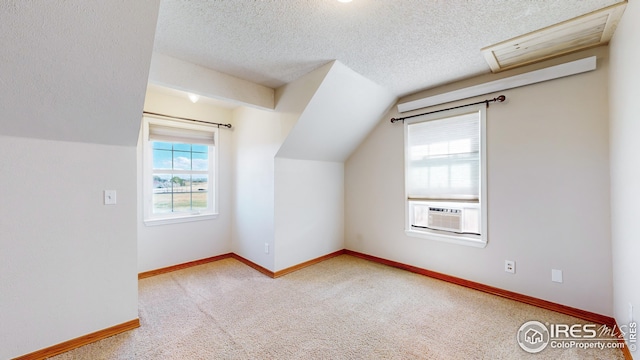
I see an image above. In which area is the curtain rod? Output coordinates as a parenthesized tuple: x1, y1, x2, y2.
(143, 111, 232, 129)
(390, 95, 506, 124)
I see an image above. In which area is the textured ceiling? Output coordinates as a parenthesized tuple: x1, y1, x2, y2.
(0, 0, 160, 145)
(153, 0, 622, 97)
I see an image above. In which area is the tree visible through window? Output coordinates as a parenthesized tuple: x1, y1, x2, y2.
(151, 142, 209, 213)
(143, 117, 217, 225)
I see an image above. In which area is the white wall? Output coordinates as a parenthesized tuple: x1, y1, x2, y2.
(270, 61, 393, 271)
(0, 136, 138, 359)
(609, 0, 640, 351)
(230, 64, 337, 271)
(138, 88, 235, 273)
(345, 48, 613, 316)
(231, 107, 292, 271)
(274, 158, 344, 271)
(0, 1, 159, 358)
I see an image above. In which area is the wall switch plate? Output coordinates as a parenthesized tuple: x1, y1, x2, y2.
(264, 243, 269, 254)
(104, 190, 116, 205)
(552, 269, 563, 283)
(630, 303, 634, 322)
(505, 260, 515, 274)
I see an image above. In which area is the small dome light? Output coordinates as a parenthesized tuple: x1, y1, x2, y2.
(187, 93, 200, 103)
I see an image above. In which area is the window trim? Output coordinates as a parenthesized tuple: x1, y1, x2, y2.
(404, 105, 487, 248)
(142, 116, 219, 226)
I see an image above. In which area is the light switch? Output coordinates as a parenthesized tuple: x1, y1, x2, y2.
(104, 190, 117, 205)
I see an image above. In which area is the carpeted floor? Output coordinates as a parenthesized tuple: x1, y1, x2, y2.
(51, 255, 624, 359)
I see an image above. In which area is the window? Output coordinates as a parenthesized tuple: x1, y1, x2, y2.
(405, 106, 487, 247)
(143, 116, 218, 225)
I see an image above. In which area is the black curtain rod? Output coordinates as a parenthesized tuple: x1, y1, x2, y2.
(390, 95, 506, 124)
(143, 111, 232, 129)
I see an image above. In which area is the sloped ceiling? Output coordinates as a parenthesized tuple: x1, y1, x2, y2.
(148, 1, 624, 163)
(276, 61, 396, 162)
(0, 1, 161, 146)
(153, 0, 623, 98)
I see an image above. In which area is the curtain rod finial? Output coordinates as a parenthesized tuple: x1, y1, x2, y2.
(497, 95, 506, 102)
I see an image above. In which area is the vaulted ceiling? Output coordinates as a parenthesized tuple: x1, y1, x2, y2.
(0, 1, 625, 148)
(153, 0, 623, 98)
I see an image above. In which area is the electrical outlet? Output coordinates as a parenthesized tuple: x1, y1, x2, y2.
(505, 260, 515, 274)
(264, 243, 269, 254)
(552, 269, 563, 283)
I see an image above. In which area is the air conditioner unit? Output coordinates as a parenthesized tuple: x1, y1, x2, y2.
(410, 201, 481, 235)
(427, 207, 463, 233)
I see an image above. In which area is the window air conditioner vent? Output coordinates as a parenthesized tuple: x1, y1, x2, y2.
(427, 207, 463, 233)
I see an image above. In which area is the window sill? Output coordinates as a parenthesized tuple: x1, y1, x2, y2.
(405, 229, 487, 248)
(144, 213, 218, 226)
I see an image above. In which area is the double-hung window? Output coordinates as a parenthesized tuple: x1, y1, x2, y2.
(405, 105, 487, 247)
(142, 116, 218, 225)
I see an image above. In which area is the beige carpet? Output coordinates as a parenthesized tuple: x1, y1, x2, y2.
(51, 255, 624, 359)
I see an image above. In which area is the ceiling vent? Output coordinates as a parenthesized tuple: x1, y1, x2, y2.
(481, 2, 627, 73)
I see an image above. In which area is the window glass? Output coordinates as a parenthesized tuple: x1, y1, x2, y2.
(405, 107, 487, 247)
(143, 117, 217, 225)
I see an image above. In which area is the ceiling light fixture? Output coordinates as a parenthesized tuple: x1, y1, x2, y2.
(187, 93, 200, 103)
(337, 0, 352, 3)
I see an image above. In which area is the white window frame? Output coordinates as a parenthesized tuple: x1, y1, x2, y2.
(404, 105, 487, 248)
(142, 116, 219, 226)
